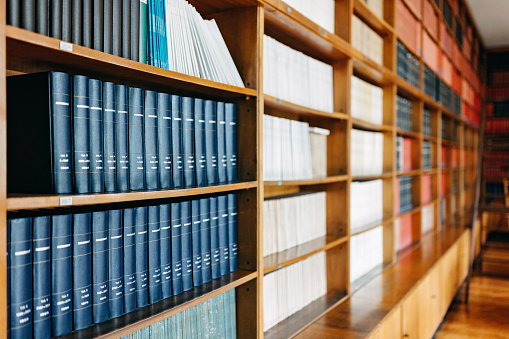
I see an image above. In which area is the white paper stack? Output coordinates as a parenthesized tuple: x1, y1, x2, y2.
(263, 192, 327, 257)
(350, 226, 383, 283)
(283, 0, 335, 33)
(309, 127, 330, 178)
(352, 16, 384, 65)
(394, 217, 401, 252)
(263, 35, 334, 112)
(263, 252, 327, 331)
(364, 0, 384, 19)
(350, 129, 384, 176)
(421, 204, 435, 235)
(351, 76, 383, 124)
(350, 180, 383, 232)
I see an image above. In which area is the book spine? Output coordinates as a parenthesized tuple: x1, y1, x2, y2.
(7, 0, 20, 27)
(103, 0, 113, 54)
(171, 202, 183, 295)
(194, 98, 207, 186)
(32, 216, 51, 339)
(122, 0, 130, 59)
(191, 200, 203, 287)
(144, 90, 159, 190)
(21, 0, 36, 31)
(159, 203, 172, 299)
(228, 193, 238, 272)
(72, 212, 92, 330)
(89, 79, 105, 193)
(36, 0, 49, 35)
(72, 75, 91, 193)
(128, 87, 146, 191)
(225, 103, 237, 183)
(50, 0, 62, 39)
(182, 97, 196, 187)
(108, 209, 124, 318)
(51, 214, 72, 337)
(61, 0, 71, 42)
(218, 195, 230, 276)
(88, 0, 99, 50)
(8, 218, 33, 338)
(157, 93, 172, 189)
(131, 0, 140, 62)
(200, 198, 212, 283)
(217, 102, 227, 184)
(122, 208, 137, 313)
(148, 205, 162, 304)
(50, 72, 73, 194)
(71, 0, 82, 45)
(205, 100, 219, 185)
(172, 95, 184, 188)
(112, 0, 122, 57)
(181, 201, 193, 291)
(210, 197, 220, 279)
(135, 206, 148, 308)
(139, 0, 148, 64)
(91, 211, 109, 324)
(103, 82, 117, 192)
(115, 84, 129, 192)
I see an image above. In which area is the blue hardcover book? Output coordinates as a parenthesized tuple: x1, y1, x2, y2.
(191, 200, 203, 287)
(157, 93, 172, 189)
(103, 82, 117, 192)
(225, 103, 238, 183)
(194, 98, 207, 186)
(172, 95, 184, 188)
(227, 194, 238, 272)
(159, 203, 172, 299)
(218, 195, 230, 276)
(72, 75, 91, 193)
(200, 198, 212, 283)
(171, 202, 183, 295)
(181, 201, 193, 291)
(108, 209, 124, 318)
(72, 212, 92, 330)
(148, 205, 162, 304)
(33, 216, 51, 339)
(129, 87, 146, 190)
(51, 214, 72, 337)
(115, 84, 129, 192)
(8, 218, 32, 339)
(91, 211, 109, 324)
(135, 206, 149, 308)
(217, 102, 227, 184)
(210, 197, 220, 279)
(204, 100, 219, 185)
(182, 97, 196, 187)
(145, 90, 159, 190)
(89, 78, 105, 193)
(123, 208, 137, 313)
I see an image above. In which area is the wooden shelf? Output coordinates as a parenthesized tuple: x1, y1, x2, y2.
(397, 128, 421, 139)
(352, 118, 393, 133)
(395, 73, 423, 100)
(263, 235, 348, 274)
(423, 134, 439, 142)
(397, 169, 421, 176)
(397, 205, 421, 218)
(264, 94, 348, 120)
(352, 57, 394, 87)
(7, 181, 258, 211)
(351, 172, 393, 181)
(353, 0, 394, 37)
(423, 168, 440, 174)
(351, 218, 392, 237)
(264, 175, 348, 187)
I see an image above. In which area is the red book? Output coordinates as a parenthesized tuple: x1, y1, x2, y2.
(441, 173, 446, 196)
(421, 174, 432, 204)
(395, 177, 400, 216)
(403, 138, 413, 172)
(441, 146, 447, 168)
(399, 214, 413, 251)
(451, 147, 457, 169)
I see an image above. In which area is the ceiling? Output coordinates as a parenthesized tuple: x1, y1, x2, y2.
(465, 0, 509, 50)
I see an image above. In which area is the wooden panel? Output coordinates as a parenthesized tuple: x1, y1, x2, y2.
(418, 274, 433, 339)
(327, 242, 349, 293)
(402, 285, 420, 339)
(335, 0, 354, 42)
(379, 307, 401, 339)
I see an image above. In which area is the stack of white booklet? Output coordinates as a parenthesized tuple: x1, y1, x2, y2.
(352, 16, 383, 65)
(350, 129, 384, 176)
(350, 180, 383, 232)
(350, 226, 383, 283)
(263, 192, 327, 257)
(283, 0, 335, 32)
(263, 252, 327, 331)
(351, 76, 383, 124)
(364, 0, 384, 19)
(421, 204, 435, 235)
(264, 35, 334, 112)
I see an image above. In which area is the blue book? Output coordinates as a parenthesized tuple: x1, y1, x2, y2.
(210, 197, 220, 279)
(171, 202, 183, 295)
(200, 198, 212, 283)
(108, 209, 124, 318)
(89, 78, 105, 193)
(217, 102, 227, 184)
(91, 211, 109, 324)
(72, 212, 92, 330)
(128, 87, 146, 190)
(182, 97, 196, 187)
(145, 90, 159, 190)
(218, 195, 230, 276)
(204, 100, 219, 184)
(172, 95, 184, 188)
(194, 98, 207, 186)
(8, 217, 32, 339)
(103, 82, 117, 192)
(33, 216, 51, 339)
(159, 203, 172, 299)
(225, 103, 238, 183)
(227, 194, 238, 272)
(123, 208, 137, 313)
(181, 201, 193, 291)
(191, 200, 203, 287)
(72, 75, 91, 193)
(148, 205, 162, 304)
(51, 214, 72, 337)
(115, 84, 129, 192)
(135, 206, 149, 307)
(157, 93, 172, 189)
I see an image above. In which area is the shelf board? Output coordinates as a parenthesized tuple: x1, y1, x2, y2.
(61, 270, 257, 339)
(351, 218, 392, 237)
(397, 128, 421, 139)
(423, 168, 439, 174)
(7, 181, 258, 211)
(397, 205, 421, 218)
(480, 205, 509, 213)
(264, 175, 348, 187)
(351, 118, 393, 133)
(264, 94, 348, 120)
(6, 26, 256, 99)
(397, 169, 421, 176)
(263, 235, 348, 274)
(352, 56, 393, 87)
(441, 139, 459, 146)
(353, 0, 394, 37)
(423, 134, 439, 142)
(351, 172, 393, 181)
(395, 74, 423, 100)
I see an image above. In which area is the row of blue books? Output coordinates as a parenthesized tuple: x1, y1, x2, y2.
(396, 95, 413, 132)
(8, 194, 238, 339)
(7, 71, 238, 195)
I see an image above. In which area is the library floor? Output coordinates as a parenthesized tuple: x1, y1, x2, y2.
(435, 275, 509, 339)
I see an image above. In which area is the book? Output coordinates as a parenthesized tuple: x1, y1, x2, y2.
(350, 129, 384, 176)
(139, 0, 148, 64)
(49, 0, 62, 40)
(282, 0, 335, 32)
(131, 0, 141, 62)
(144, 90, 159, 190)
(181, 201, 193, 291)
(159, 203, 172, 299)
(227, 193, 238, 272)
(91, 210, 109, 324)
(350, 180, 383, 232)
(71, 0, 82, 45)
(171, 202, 183, 295)
(32, 215, 51, 339)
(89, 78, 105, 193)
(104, 0, 113, 54)
(148, 205, 162, 304)
(115, 84, 130, 192)
(134, 206, 148, 307)
(91, 0, 102, 50)
(351, 76, 383, 125)
(218, 195, 230, 276)
(123, 208, 137, 313)
(210, 196, 220, 279)
(350, 226, 383, 283)
(122, 0, 131, 60)
(217, 102, 228, 184)
(103, 82, 117, 192)
(191, 200, 203, 287)
(72, 212, 92, 330)
(205, 100, 219, 185)
(61, 0, 71, 42)
(225, 103, 237, 183)
(108, 209, 124, 318)
(157, 93, 173, 189)
(397, 42, 420, 89)
(128, 87, 146, 191)
(352, 16, 383, 65)
(200, 198, 212, 283)
(72, 74, 91, 193)
(172, 95, 184, 188)
(194, 98, 207, 186)
(182, 97, 196, 187)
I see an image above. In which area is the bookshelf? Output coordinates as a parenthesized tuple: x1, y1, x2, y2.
(0, 0, 484, 338)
